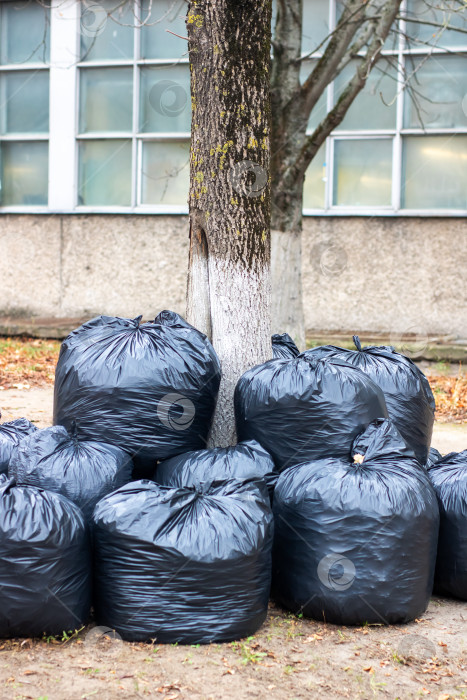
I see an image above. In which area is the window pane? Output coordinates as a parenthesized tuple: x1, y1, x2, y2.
(300, 61, 328, 132)
(0, 71, 49, 134)
(140, 65, 191, 133)
(406, 0, 467, 49)
(333, 139, 393, 206)
(80, 0, 134, 61)
(80, 68, 133, 133)
(334, 58, 397, 130)
(303, 143, 326, 208)
(302, 0, 330, 54)
(141, 141, 189, 205)
(404, 55, 467, 129)
(0, 1, 50, 64)
(141, 0, 187, 59)
(78, 140, 132, 206)
(1, 141, 48, 205)
(402, 135, 467, 209)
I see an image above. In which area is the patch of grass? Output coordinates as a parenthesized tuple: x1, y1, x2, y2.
(232, 637, 268, 665)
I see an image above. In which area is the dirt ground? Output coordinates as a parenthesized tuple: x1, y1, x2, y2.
(0, 386, 466, 699)
(0, 598, 466, 700)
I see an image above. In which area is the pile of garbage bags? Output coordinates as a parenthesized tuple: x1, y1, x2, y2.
(0, 323, 465, 642)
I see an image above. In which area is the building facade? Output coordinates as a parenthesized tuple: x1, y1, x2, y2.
(0, 0, 466, 336)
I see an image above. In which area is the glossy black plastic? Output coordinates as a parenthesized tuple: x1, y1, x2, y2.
(92, 478, 273, 643)
(9, 424, 133, 521)
(54, 311, 221, 475)
(272, 420, 439, 624)
(0, 418, 37, 474)
(429, 450, 467, 600)
(155, 439, 278, 502)
(304, 336, 435, 464)
(272, 333, 299, 359)
(426, 446, 442, 470)
(235, 354, 388, 471)
(0, 479, 91, 637)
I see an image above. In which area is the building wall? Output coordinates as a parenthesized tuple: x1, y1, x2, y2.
(302, 216, 467, 338)
(0, 214, 466, 337)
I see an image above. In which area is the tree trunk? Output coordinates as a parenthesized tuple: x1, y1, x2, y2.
(269, 0, 403, 349)
(270, 0, 307, 349)
(186, 0, 272, 447)
(270, 172, 306, 350)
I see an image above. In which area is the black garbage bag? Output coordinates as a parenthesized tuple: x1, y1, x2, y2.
(155, 439, 278, 502)
(428, 451, 467, 600)
(9, 423, 133, 521)
(0, 479, 91, 637)
(54, 311, 221, 475)
(272, 333, 300, 360)
(235, 355, 388, 471)
(426, 447, 442, 470)
(0, 418, 37, 474)
(304, 336, 435, 464)
(92, 479, 273, 643)
(272, 419, 439, 625)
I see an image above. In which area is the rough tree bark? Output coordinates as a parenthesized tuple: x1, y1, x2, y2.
(186, 0, 273, 447)
(270, 0, 403, 348)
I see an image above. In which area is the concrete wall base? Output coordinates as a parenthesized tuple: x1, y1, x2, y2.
(0, 214, 466, 337)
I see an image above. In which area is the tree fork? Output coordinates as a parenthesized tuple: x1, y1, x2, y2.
(186, 0, 273, 446)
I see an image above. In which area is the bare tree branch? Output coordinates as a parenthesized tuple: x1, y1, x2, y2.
(288, 0, 403, 187)
(400, 15, 467, 35)
(299, 0, 369, 116)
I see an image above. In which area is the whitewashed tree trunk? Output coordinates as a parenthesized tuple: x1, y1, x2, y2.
(271, 229, 305, 350)
(186, 0, 272, 447)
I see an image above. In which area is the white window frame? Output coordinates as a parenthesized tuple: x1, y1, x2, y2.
(0, 0, 465, 216)
(302, 0, 467, 217)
